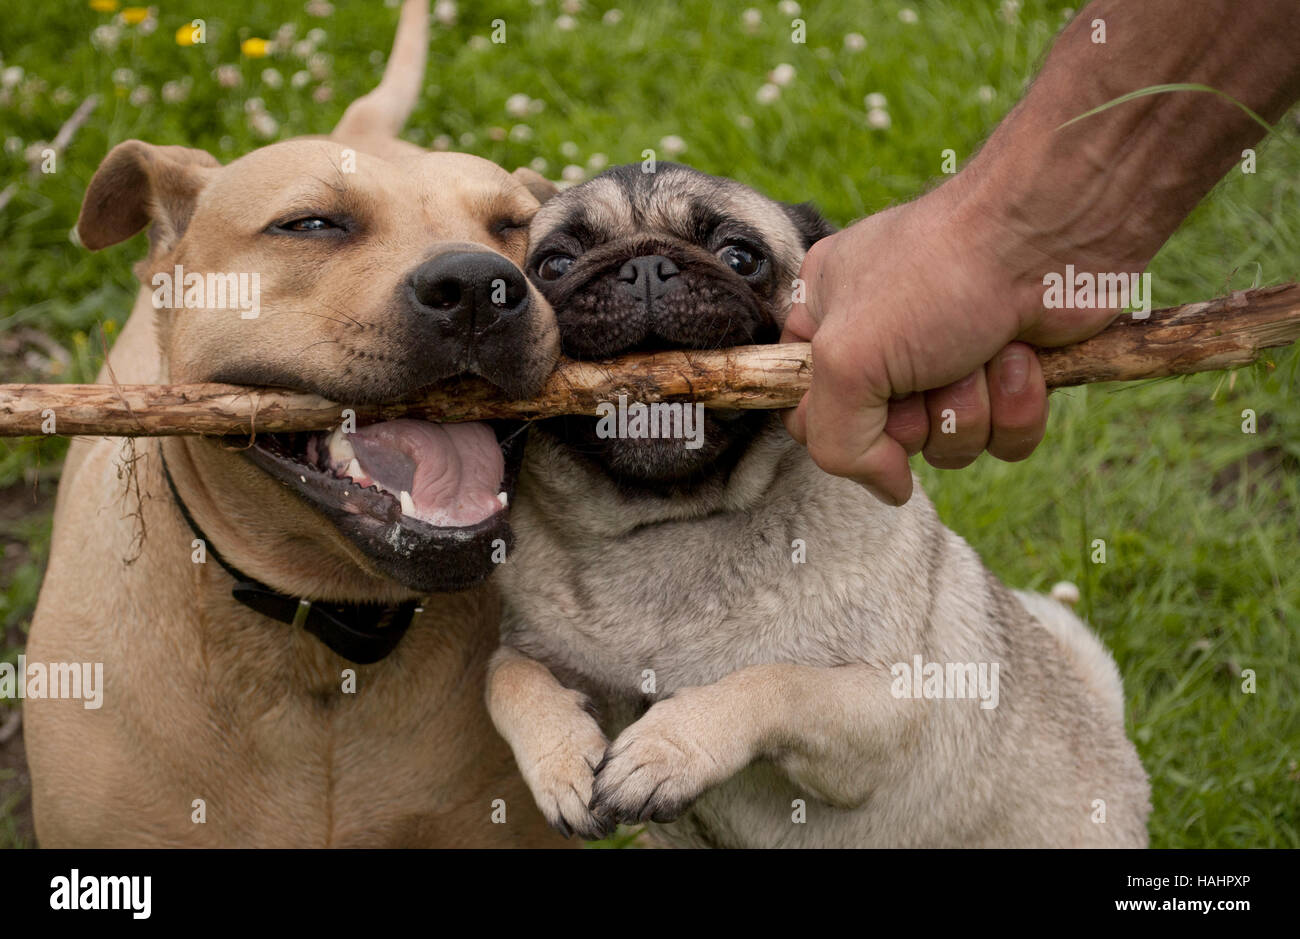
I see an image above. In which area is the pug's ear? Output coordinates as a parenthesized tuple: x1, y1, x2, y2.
(782, 201, 836, 251)
(77, 140, 221, 252)
(512, 165, 559, 204)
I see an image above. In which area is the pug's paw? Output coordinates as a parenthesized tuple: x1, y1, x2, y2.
(518, 695, 613, 841)
(589, 687, 752, 826)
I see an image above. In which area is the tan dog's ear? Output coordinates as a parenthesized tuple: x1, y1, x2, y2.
(77, 140, 220, 252)
(512, 166, 559, 204)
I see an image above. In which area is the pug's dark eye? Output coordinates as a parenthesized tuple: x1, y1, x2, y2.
(718, 244, 764, 277)
(275, 217, 341, 233)
(537, 254, 575, 280)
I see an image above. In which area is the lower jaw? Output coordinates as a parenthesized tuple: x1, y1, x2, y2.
(238, 421, 526, 593)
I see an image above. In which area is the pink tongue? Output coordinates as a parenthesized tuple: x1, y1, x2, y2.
(346, 420, 504, 527)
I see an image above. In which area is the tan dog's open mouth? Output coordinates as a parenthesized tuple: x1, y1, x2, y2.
(243, 418, 526, 592)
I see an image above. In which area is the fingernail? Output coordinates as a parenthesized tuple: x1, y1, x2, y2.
(999, 350, 1029, 395)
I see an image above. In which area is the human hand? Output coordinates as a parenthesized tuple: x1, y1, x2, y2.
(781, 182, 1116, 505)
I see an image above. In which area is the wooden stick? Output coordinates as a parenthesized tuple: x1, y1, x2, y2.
(1, 283, 1297, 438)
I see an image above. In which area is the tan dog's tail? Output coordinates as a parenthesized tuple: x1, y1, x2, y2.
(332, 0, 428, 140)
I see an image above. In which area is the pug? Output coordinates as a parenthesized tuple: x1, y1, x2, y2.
(485, 162, 1150, 847)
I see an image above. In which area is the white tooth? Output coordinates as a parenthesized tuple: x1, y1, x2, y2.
(345, 458, 364, 481)
(329, 425, 355, 463)
(496, 491, 509, 508)
(399, 490, 417, 516)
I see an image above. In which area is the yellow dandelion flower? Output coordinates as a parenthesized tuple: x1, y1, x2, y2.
(89, 0, 119, 12)
(121, 6, 149, 24)
(241, 37, 270, 58)
(176, 23, 198, 46)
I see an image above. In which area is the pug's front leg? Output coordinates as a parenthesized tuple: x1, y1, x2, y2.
(590, 663, 907, 825)
(485, 645, 613, 840)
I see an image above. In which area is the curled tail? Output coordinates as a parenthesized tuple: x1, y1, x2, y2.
(332, 0, 428, 141)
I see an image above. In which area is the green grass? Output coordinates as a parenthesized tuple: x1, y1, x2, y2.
(1, 0, 1296, 848)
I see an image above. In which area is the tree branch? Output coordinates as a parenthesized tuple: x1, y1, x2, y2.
(1, 283, 1296, 437)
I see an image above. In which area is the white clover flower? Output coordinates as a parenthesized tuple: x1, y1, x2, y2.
(562, 0, 584, 13)
(735, 114, 754, 129)
(844, 32, 866, 52)
(216, 64, 242, 88)
(1, 66, 24, 89)
(560, 140, 580, 159)
(250, 111, 279, 138)
(529, 156, 549, 174)
(309, 53, 331, 79)
(262, 68, 284, 89)
(778, 1, 801, 16)
(587, 152, 608, 170)
(111, 68, 135, 87)
(129, 85, 153, 107)
(161, 80, 190, 104)
(769, 63, 795, 86)
(432, 134, 453, 150)
(659, 134, 686, 156)
(312, 84, 333, 103)
(741, 8, 762, 30)
(866, 107, 891, 129)
(307, 28, 328, 44)
(291, 70, 311, 89)
(509, 124, 534, 142)
(864, 92, 887, 109)
(756, 82, 780, 104)
(305, 0, 334, 17)
(434, 0, 458, 26)
(976, 85, 995, 103)
(1001, 0, 1021, 22)
(244, 96, 266, 114)
(555, 14, 577, 30)
(505, 93, 532, 118)
(561, 164, 586, 183)
(603, 9, 623, 25)
(899, 8, 918, 23)
(293, 39, 316, 59)
(4, 136, 23, 155)
(137, 16, 157, 36)
(276, 23, 297, 44)
(459, 131, 477, 147)
(90, 25, 121, 52)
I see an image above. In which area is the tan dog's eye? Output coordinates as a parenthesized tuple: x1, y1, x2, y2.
(492, 218, 529, 239)
(536, 254, 575, 280)
(274, 217, 342, 233)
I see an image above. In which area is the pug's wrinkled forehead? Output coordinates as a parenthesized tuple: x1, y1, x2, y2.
(530, 162, 823, 264)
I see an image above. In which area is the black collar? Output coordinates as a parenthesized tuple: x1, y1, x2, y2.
(159, 449, 417, 665)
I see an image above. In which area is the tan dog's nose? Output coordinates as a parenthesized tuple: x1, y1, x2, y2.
(410, 251, 530, 338)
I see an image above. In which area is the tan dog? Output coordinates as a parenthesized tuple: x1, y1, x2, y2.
(487, 163, 1151, 847)
(23, 0, 566, 847)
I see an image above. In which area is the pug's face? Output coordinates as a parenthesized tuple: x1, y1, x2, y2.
(526, 163, 833, 490)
